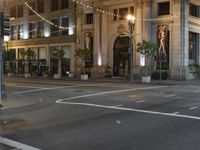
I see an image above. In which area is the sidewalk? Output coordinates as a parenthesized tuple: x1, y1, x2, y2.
(0, 90, 44, 110)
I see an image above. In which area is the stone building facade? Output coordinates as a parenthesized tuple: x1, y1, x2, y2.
(3, 0, 76, 76)
(3, 0, 200, 80)
(76, 0, 200, 80)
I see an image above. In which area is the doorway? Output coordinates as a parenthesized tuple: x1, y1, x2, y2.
(113, 36, 130, 77)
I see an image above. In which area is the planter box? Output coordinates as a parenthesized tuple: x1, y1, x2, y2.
(68, 73, 74, 78)
(24, 73, 31, 78)
(142, 76, 151, 83)
(54, 74, 61, 79)
(81, 74, 88, 80)
(8, 72, 14, 77)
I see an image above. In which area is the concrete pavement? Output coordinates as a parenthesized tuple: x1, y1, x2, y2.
(1, 76, 200, 110)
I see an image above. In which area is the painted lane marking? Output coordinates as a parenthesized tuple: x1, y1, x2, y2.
(193, 90, 200, 93)
(112, 104, 123, 107)
(189, 107, 198, 110)
(0, 136, 41, 150)
(12, 84, 100, 95)
(56, 101, 200, 121)
(136, 100, 145, 103)
(56, 86, 167, 103)
(165, 94, 176, 98)
(172, 112, 179, 115)
(13, 86, 66, 94)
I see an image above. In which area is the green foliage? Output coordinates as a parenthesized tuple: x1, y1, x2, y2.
(136, 40, 157, 76)
(21, 49, 36, 60)
(75, 48, 91, 60)
(51, 48, 65, 59)
(75, 48, 92, 74)
(136, 40, 157, 56)
(188, 64, 200, 70)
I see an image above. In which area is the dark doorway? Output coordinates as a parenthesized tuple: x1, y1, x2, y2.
(113, 36, 130, 77)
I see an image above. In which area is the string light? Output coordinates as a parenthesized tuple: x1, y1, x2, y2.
(73, 0, 176, 21)
(24, 1, 75, 30)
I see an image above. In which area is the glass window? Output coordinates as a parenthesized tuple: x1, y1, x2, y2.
(37, 0, 44, 14)
(85, 13, 93, 24)
(11, 26, 17, 40)
(17, 5, 23, 18)
(51, 19, 59, 36)
(189, 3, 200, 18)
(189, 32, 199, 63)
(61, 0, 69, 9)
(29, 23, 36, 38)
(62, 46, 71, 58)
(10, 6, 17, 18)
(29, 1, 36, 16)
(51, 0, 59, 11)
(113, 9, 118, 21)
(39, 47, 46, 59)
(18, 24, 24, 40)
(61, 17, 69, 35)
(18, 48, 25, 60)
(158, 2, 170, 15)
(38, 21, 44, 37)
(119, 8, 128, 20)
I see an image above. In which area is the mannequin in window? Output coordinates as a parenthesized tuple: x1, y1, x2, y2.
(85, 32, 90, 49)
(158, 25, 167, 57)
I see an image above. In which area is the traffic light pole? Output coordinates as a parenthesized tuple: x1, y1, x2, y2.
(0, 37, 3, 106)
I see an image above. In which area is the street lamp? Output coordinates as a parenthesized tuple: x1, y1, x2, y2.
(127, 14, 135, 82)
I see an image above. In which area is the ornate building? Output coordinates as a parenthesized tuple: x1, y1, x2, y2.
(3, 0, 76, 77)
(76, 0, 200, 80)
(3, 0, 200, 80)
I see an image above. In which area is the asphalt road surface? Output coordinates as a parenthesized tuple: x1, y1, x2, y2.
(1, 78, 200, 150)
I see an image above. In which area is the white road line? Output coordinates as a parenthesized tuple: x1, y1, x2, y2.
(165, 94, 176, 98)
(56, 86, 167, 103)
(136, 100, 145, 103)
(12, 84, 97, 94)
(189, 107, 198, 110)
(172, 112, 179, 115)
(57, 101, 200, 121)
(112, 104, 123, 107)
(12, 86, 66, 94)
(193, 90, 200, 93)
(0, 136, 41, 150)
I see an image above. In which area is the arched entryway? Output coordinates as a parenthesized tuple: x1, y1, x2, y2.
(113, 36, 130, 77)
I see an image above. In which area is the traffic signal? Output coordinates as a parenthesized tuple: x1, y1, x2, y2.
(0, 11, 10, 39)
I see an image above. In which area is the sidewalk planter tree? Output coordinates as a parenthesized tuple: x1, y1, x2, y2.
(5, 50, 16, 77)
(75, 48, 91, 80)
(22, 49, 36, 78)
(136, 40, 157, 83)
(50, 48, 65, 79)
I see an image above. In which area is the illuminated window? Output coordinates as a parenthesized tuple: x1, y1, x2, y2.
(61, 17, 69, 35)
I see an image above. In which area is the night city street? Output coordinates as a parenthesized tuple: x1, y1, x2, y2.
(1, 78, 200, 150)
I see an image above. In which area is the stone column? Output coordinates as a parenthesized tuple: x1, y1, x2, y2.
(171, 0, 189, 80)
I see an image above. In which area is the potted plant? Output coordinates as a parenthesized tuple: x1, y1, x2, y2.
(50, 48, 65, 79)
(75, 48, 91, 80)
(42, 66, 49, 77)
(136, 40, 157, 83)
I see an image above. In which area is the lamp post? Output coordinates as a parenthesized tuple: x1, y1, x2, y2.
(127, 14, 135, 82)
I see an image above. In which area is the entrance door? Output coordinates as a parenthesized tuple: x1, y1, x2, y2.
(113, 36, 130, 77)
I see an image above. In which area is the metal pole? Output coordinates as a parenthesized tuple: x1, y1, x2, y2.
(128, 22, 134, 82)
(159, 57, 162, 83)
(0, 37, 3, 103)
